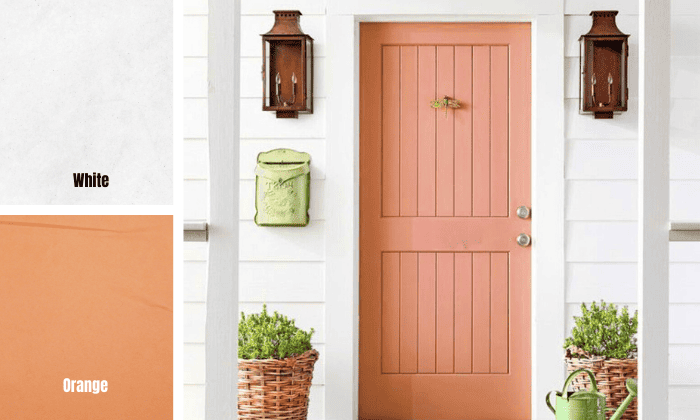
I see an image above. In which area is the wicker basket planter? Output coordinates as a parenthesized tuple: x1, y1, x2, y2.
(238, 349, 319, 420)
(565, 356, 637, 420)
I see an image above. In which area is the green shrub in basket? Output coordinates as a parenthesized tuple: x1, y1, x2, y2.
(564, 300, 638, 359)
(238, 304, 314, 360)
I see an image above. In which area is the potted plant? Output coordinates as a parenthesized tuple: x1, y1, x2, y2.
(238, 305, 318, 420)
(564, 300, 638, 420)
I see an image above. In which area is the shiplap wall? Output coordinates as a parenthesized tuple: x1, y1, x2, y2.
(184, 0, 700, 418)
(184, 0, 208, 418)
(564, 1, 700, 419)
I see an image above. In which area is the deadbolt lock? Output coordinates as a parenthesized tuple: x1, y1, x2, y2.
(516, 206, 531, 219)
(517, 233, 531, 247)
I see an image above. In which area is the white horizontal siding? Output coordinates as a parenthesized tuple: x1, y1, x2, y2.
(566, 98, 638, 140)
(184, 241, 209, 262)
(184, 140, 209, 180)
(239, 98, 326, 138)
(184, 0, 208, 14)
(185, 303, 206, 343)
(564, 0, 638, 15)
(566, 140, 637, 179)
(184, 343, 205, 384)
(671, 56, 700, 99)
(239, 261, 325, 302)
(184, 385, 205, 420)
(184, 16, 208, 57)
(184, 180, 208, 220)
(239, 221, 325, 261)
(566, 181, 637, 220)
(670, 345, 700, 385)
(184, 58, 208, 97)
(242, 0, 326, 15)
(184, 98, 208, 138)
(184, 261, 207, 302)
(566, 263, 637, 303)
(566, 222, 636, 262)
(670, 387, 700, 420)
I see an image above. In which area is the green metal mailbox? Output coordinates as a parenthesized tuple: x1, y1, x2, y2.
(255, 149, 311, 226)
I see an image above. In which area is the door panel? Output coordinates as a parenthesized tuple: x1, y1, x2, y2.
(360, 22, 531, 420)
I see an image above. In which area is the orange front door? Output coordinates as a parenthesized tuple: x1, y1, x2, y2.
(359, 23, 531, 420)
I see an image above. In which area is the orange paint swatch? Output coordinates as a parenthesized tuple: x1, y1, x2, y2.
(0, 216, 172, 418)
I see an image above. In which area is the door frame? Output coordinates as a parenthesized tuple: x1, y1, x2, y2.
(325, 10, 566, 420)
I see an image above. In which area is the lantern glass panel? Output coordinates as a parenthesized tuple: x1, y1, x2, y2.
(306, 37, 313, 112)
(263, 39, 271, 108)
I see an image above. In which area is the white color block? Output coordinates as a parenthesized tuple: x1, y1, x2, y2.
(566, 140, 637, 180)
(564, 0, 639, 15)
(184, 242, 208, 262)
(184, 0, 208, 15)
(184, 180, 208, 220)
(670, 99, 700, 140)
(239, 302, 325, 342)
(184, 15, 208, 56)
(566, 181, 637, 221)
(184, 302, 206, 343)
(184, 343, 205, 384)
(670, 264, 700, 303)
(565, 14, 638, 58)
(566, 263, 637, 302)
(184, 261, 207, 302)
(670, 345, 700, 385)
(241, 57, 326, 98)
(239, 221, 325, 261)
(671, 56, 700, 99)
(184, 140, 209, 180)
(239, 179, 325, 220)
(671, 15, 700, 56)
(670, 305, 700, 344)
(566, 99, 638, 140)
(239, 261, 325, 302)
(670, 387, 700, 420)
(566, 221, 637, 262)
(184, 385, 205, 420)
(184, 58, 208, 98)
(240, 140, 326, 179)
(241, 15, 325, 58)
(240, 98, 325, 138)
(184, 98, 209, 138)
(328, 0, 561, 15)
(671, 181, 700, 220)
(0, 1, 172, 204)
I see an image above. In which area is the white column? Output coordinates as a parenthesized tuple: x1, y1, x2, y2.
(638, 0, 670, 419)
(206, 0, 240, 418)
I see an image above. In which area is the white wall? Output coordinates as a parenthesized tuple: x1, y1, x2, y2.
(564, 1, 700, 419)
(183, 0, 209, 418)
(185, 0, 700, 419)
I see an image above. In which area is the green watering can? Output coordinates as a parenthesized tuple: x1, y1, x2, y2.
(546, 368, 637, 420)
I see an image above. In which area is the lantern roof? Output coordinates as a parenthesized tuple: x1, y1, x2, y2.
(263, 10, 313, 39)
(579, 10, 629, 40)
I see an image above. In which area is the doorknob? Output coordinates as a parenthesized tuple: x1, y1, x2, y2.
(517, 233, 531, 247)
(516, 206, 530, 219)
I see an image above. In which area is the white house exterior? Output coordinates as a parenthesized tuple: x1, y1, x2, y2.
(183, 0, 700, 419)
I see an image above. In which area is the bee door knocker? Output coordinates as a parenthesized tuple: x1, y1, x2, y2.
(430, 95, 461, 117)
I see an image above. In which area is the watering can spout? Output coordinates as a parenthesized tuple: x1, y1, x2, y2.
(608, 379, 638, 420)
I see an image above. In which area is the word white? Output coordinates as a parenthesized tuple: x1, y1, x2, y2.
(63, 378, 108, 394)
(73, 172, 109, 187)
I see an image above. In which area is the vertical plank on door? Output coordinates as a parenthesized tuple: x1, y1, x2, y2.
(382, 46, 401, 217)
(454, 253, 473, 373)
(436, 252, 455, 373)
(436, 46, 455, 217)
(418, 252, 437, 373)
(417, 46, 437, 217)
(454, 46, 473, 217)
(490, 46, 509, 217)
(472, 252, 491, 373)
(382, 252, 400, 373)
(473, 46, 491, 217)
(400, 252, 418, 373)
(490, 252, 509, 373)
(400, 47, 419, 217)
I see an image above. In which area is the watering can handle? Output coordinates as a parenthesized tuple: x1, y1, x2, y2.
(546, 390, 560, 414)
(562, 368, 599, 395)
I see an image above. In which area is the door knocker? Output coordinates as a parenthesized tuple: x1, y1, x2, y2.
(430, 95, 461, 117)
